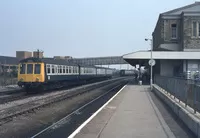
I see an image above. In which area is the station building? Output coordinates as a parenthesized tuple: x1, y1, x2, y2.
(123, 2, 200, 79)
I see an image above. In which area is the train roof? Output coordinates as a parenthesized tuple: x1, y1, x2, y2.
(19, 57, 115, 70)
(19, 57, 77, 66)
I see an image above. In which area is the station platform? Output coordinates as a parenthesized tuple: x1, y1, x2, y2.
(72, 84, 175, 138)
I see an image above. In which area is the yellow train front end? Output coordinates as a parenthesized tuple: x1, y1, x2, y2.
(18, 62, 45, 92)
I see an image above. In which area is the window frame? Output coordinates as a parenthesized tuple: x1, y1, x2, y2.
(20, 64, 26, 74)
(59, 65, 62, 74)
(47, 64, 51, 74)
(171, 23, 177, 39)
(34, 64, 41, 74)
(57, 65, 60, 74)
(52, 65, 55, 74)
(66, 66, 69, 73)
(27, 64, 33, 74)
(69, 66, 71, 74)
(192, 21, 197, 37)
(63, 66, 66, 74)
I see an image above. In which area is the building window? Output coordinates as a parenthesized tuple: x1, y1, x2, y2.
(192, 22, 197, 37)
(171, 24, 177, 39)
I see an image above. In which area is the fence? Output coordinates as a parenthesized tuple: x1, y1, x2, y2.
(0, 77, 18, 87)
(0, 65, 18, 87)
(154, 75, 200, 114)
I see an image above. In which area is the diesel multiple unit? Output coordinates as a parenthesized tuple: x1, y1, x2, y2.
(18, 57, 114, 92)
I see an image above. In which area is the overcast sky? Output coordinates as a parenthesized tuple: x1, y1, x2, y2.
(0, 0, 195, 58)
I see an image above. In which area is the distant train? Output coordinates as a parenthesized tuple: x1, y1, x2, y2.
(119, 69, 135, 76)
(17, 57, 115, 92)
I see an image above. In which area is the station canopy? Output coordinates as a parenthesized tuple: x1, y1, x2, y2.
(122, 51, 200, 66)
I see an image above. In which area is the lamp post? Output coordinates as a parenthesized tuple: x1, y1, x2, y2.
(145, 38, 153, 91)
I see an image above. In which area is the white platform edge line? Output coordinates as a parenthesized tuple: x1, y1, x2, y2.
(68, 85, 127, 138)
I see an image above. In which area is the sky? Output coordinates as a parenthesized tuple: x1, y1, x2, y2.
(0, 0, 196, 58)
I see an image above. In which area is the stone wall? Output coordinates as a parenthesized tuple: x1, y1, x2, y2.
(183, 16, 200, 50)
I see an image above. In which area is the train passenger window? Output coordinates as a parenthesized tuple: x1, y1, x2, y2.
(73, 66, 76, 73)
(77, 67, 79, 74)
(47, 65, 51, 74)
(52, 65, 55, 74)
(58, 66, 60, 73)
(55, 66, 57, 74)
(69, 66, 71, 73)
(63, 66, 66, 73)
(71, 66, 74, 73)
(35, 64, 41, 74)
(66, 66, 68, 73)
(60, 66, 62, 73)
(27, 64, 33, 74)
(20, 64, 26, 74)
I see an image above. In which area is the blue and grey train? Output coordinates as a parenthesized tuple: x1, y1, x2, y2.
(17, 57, 114, 92)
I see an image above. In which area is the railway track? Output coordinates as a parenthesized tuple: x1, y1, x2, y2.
(0, 78, 112, 105)
(31, 81, 127, 138)
(0, 77, 127, 126)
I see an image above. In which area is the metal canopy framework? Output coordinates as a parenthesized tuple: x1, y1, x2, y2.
(68, 56, 127, 66)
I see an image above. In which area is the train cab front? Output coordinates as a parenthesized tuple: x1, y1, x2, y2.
(17, 60, 45, 91)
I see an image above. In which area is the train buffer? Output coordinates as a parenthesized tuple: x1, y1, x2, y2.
(71, 84, 175, 138)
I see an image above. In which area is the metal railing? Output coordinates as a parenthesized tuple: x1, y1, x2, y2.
(154, 75, 200, 114)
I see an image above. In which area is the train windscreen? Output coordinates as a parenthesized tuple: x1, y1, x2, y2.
(34, 64, 41, 74)
(27, 64, 33, 74)
(20, 64, 26, 74)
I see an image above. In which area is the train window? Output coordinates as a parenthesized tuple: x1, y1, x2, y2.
(35, 64, 41, 74)
(52, 65, 55, 74)
(27, 64, 33, 74)
(77, 67, 79, 74)
(69, 66, 71, 73)
(66, 66, 68, 73)
(60, 66, 62, 74)
(63, 66, 66, 74)
(73, 66, 75, 73)
(47, 65, 51, 74)
(55, 66, 58, 74)
(58, 66, 60, 73)
(20, 64, 26, 74)
(71, 66, 74, 73)
(73, 66, 76, 73)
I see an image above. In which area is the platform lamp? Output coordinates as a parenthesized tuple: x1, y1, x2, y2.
(145, 38, 153, 91)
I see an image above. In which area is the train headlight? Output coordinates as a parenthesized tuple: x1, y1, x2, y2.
(36, 78, 40, 82)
